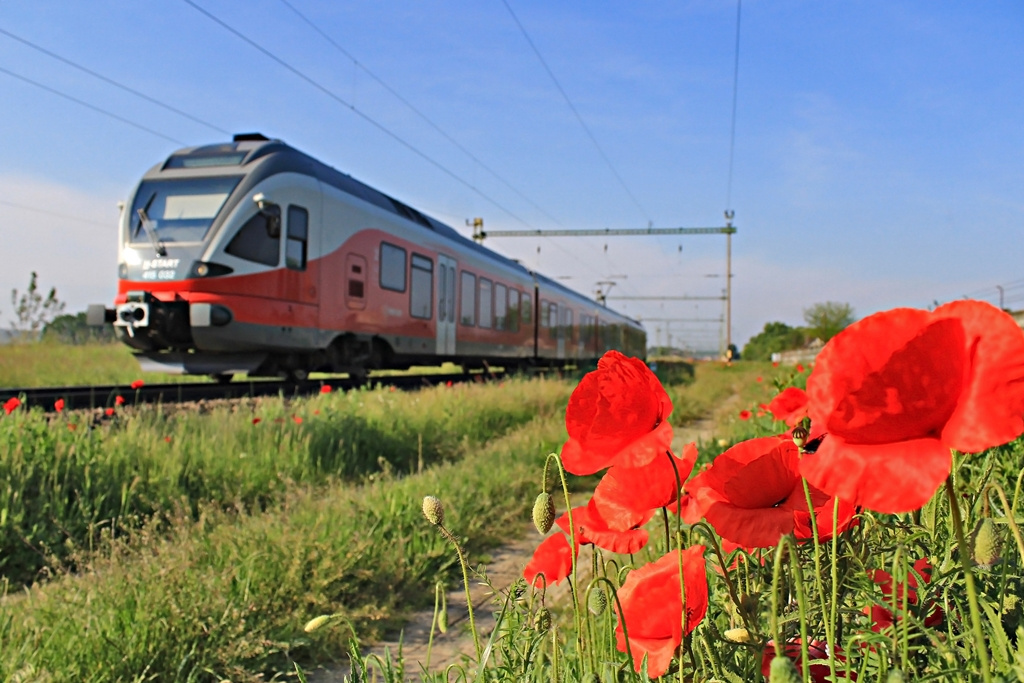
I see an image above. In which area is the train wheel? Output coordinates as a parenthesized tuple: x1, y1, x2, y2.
(210, 373, 234, 384)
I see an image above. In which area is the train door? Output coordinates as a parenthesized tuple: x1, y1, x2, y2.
(436, 254, 457, 355)
(280, 180, 321, 307)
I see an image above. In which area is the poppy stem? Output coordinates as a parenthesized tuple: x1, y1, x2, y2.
(985, 483, 1024, 566)
(771, 536, 810, 683)
(800, 478, 836, 682)
(944, 475, 992, 682)
(438, 524, 483, 664)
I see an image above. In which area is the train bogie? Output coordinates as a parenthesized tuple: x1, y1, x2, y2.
(92, 135, 646, 379)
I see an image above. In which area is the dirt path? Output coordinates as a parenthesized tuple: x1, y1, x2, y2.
(305, 402, 734, 682)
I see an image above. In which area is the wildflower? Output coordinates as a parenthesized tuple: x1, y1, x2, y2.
(761, 640, 849, 682)
(560, 498, 652, 555)
(67, 423, 77, 431)
(767, 387, 809, 427)
(304, 614, 332, 632)
(313, 410, 320, 415)
(801, 301, 1024, 513)
(614, 545, 708, 677)
(773, 361, 780, 367)
(130, 379, 144, 390)
(445, 380, 453, 387)
(532, 492, 556, 534)
(523, 530, 576, 588)
(105, 407, 115, 416)
(293, 415, 303, 424)
(739, 409, 752, 420)
(756, 376, 763, 383)
(686, 436, 842, 548)
(4, 397, 21, 415)
(164, 436, 172, 443)
(320, 384, 331, 394)
(54, 398, 65, 412)
(796, 363, 805, 373)
(867, 558, 943, 631)
(421, 495, 445, 526)
(561, 351, 674, 475)
(592, 442, 697, 529)
(252, 417, 262, 425)
(115, 395, 125, 406)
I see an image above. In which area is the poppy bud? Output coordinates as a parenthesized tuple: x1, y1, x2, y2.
(532, 492, 556, 535)
(422, 495, 444, 526)
(887, 671, 905, 683)
(588, 587, 607, 616)
(768, 655, 801, 683)
(791, 426, 809, 449)
(972, 518, 1002, 569)
(437, 606, 448, 634)
(303, 614, 331, 633)
(533, 607, 551, 633)
(724, 627, 751, 644)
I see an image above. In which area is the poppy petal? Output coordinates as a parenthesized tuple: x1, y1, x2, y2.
(800, 435, 951, 514)
(935, 300, 1024, 452)
(523, 532, 575, 588)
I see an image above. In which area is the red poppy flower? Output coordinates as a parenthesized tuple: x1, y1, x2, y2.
(164, 436, 172, 443)
(767, 387, 809, 427)
(130, 379, 144, 390)
(104, 407, 115, 417)
(757, 410, 766, 418)
(293, 415, 303, 424)
(54, 398, 65, 412)
(523, 529, 577, 588)
(796, 363, 805, 373)
(801, 301, 1024, 513)
(252, 417, 262, 425)
(313, 409, 320, 415)
(320, 385, 332, 394)
(867, 558, 943, 632)
(686, 436, 833, 548)
(445, 380, 453, 387)
(561, 351, 674, 475)
(793, 497, 859, 543)
(615, 545, 708, 677)
(756, 376, 763, 383)
(558, 498, 653, 555)
(115, 395, 125, 406)
(592, 443, 697, 530)
(761, 639, 852, 682)
(739, 409, 752, 420)
(4, 397, 21, 415)
(67, 423, 77, 431)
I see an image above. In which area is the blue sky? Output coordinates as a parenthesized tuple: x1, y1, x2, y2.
(1, 0, 1021, 351)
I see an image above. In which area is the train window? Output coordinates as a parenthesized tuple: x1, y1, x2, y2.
(494, 283, 507, 331)
(346, 253, 367, 309)
(380, 242, 407, 292)
(410, 254, 433, 319)
(285, 206, 308, 271)
(508, 289, 520, 333)
(548, 303, 558, 338)
(565, 309, 574, 342)
(540, 301, 549, 329)
(478, 278, 493, 329)
(522, 296, 532, 325)
(460, 271, 476, 326)
(225, 211, 280, 266)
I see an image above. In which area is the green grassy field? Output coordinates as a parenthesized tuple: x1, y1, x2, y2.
(0, 359, 783, 681)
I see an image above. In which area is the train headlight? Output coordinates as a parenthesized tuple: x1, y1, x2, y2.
(188, 261, 234, 278)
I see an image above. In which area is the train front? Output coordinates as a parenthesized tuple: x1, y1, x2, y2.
(89, 135, 310, 378)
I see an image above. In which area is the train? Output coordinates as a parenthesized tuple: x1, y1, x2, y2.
(88, 134, 646, 381)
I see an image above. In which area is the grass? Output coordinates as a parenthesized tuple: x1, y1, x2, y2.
(0, 359, 780, 681)
(0, 342, 201, 388)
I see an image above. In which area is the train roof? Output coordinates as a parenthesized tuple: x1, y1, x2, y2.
(153, 134, 642, 330)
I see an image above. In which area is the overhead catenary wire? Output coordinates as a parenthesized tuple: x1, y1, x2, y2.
(0, 199, 110, 229)
(0, 65, 186, 145)
(180, 0, 533, 230)
(500, 0, 652, 225)
(0, 27, 231, 136)
(275, 0, 565, 228)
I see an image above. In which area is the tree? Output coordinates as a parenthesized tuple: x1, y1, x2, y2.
(42, 312, 116, 345)
(803, 301, 855, 342)
(9, 272, 66, 342)
(741, 322, 809, 361)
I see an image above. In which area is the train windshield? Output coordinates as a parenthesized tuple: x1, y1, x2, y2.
(128, 176, 242, 245)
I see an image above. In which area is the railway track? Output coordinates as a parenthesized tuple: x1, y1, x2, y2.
(0, 370, 506, 412)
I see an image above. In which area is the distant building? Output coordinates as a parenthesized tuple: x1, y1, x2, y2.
(771, 338, 824, 365)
